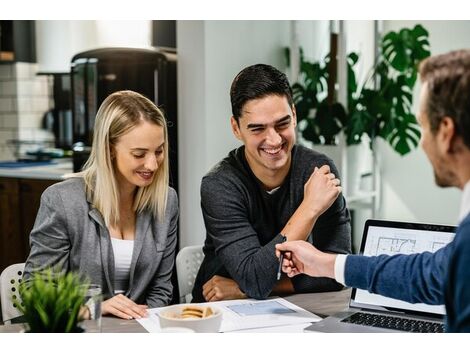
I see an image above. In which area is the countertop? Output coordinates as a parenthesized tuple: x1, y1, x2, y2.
(0, 159, 73, 180)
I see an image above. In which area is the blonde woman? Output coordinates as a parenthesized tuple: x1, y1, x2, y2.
(24, 90, 178, 320)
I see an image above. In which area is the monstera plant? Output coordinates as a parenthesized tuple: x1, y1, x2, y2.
(288, 49, 347, 145)
(288, 24, 431, 156)
(346, 24, 431, 155)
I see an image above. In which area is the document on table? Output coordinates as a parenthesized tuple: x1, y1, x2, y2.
(137, 297, 322, 333)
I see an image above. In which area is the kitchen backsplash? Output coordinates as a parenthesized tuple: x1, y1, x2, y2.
(0, 63, 53, 160)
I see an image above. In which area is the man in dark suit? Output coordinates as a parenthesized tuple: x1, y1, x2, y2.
(276, 49, 470, 332)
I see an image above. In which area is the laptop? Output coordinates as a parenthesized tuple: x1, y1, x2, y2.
(306, 219, 456, 333)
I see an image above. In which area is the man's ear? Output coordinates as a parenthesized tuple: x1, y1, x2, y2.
(230, 116, 242, 141)
(438, 116, 456, 154)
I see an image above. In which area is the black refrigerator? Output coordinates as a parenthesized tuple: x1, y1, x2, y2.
(70, 47, 178, 192)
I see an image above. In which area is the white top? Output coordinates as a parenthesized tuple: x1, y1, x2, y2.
(334, 179, 470, 286)
(111, 238, 134, 294)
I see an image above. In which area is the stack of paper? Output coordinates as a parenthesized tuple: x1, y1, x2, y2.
(137, 297, 322, 333)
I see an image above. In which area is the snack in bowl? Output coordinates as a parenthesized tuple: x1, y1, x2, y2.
(158, 304, 222, 333)
(181, 306, 213, 319)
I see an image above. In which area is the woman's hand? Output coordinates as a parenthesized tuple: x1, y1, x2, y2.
(101, 294, 148, 320)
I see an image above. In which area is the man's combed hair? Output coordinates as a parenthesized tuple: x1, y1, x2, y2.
(420, 49, 470, 149)
(69, 90, 170, 226)
(230, 64, 294, 122)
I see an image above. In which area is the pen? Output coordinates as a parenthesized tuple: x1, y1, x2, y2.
(277, 235, 287, 280)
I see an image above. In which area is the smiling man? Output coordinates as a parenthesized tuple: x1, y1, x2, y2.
(191, 64, 352, 302)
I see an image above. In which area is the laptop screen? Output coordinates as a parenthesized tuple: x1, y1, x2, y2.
(350, 219, 456, 316)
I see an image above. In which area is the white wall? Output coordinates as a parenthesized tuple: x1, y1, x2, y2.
(343, 20, 376, 251)
(295, 21, 330, 62)
(35, 21, 97, 72)
(377, 20, 470, 226)
(35, 21, 151, 72)
(177, 21, 289, 248)
(94, 21, 151, 48)
(176, 21, 208, 249)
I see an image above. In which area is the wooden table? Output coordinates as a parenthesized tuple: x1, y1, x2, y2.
(0, 289, 350, 333)
(283, 288, 350, 318)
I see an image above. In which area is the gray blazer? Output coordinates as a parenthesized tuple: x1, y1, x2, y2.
(23, 177, 178, 308)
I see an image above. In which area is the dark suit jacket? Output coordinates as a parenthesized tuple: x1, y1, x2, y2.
(445, 213, 470, 332)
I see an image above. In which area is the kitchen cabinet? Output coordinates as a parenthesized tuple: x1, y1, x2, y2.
(0, 178, 21, 272)
(0, 177, 57, 272)
(0, 20, 36, 63)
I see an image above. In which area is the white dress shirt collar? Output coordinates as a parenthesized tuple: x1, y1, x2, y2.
(459, 180, 470, 222)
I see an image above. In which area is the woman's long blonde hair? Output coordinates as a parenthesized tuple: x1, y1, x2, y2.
(72, 90, 169, 226)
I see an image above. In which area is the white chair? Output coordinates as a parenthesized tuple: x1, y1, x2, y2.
(0, 263, 25, 324)
(176, 245, 204, 303)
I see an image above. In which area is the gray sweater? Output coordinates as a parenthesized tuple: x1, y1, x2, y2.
(23, 177, 178, 307)
(192, 145, 351, 302)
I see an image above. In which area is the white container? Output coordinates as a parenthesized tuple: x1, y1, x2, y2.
(157, 304, 223, 333)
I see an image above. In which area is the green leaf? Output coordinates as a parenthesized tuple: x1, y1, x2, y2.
(411, 25, 431, 60)
(284, 47, 290, 67)
(302, 118, 322, 144)
(345, 109, 373, 145)
(387, 113, 421, 155)
(347, 52, 359, 110)
(348, 52, 359, 65)
(315, 101, 346, 144)
(383, 30, 410, 71)
(382, 24, 431, 73)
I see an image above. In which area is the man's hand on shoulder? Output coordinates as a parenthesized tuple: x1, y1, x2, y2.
(280, 164, 342, 242)
(302, 165, 342, 218)
(202, 275, 247, 302)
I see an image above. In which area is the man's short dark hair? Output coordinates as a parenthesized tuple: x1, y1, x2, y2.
(230, 64, 294, 123)
(420, 49, 470, 149)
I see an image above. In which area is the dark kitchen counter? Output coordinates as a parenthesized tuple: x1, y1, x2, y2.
(0, 159, 73, 180)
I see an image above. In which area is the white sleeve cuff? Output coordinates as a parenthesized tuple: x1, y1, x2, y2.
(334, 254, 348, 286)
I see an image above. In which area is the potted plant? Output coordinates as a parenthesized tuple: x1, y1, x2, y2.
(287, 49, 347, 146)
(287, 24, 431, 156)
(346, 24, 431, 155)
(15, 268, 89, 333)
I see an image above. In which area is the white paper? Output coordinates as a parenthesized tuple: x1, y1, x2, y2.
(137, 297, 322, 333)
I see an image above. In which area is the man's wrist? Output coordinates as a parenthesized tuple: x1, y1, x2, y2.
(299, 200, 321, 220)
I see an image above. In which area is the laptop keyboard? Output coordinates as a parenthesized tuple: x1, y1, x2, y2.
(341, 312, 444, 333)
